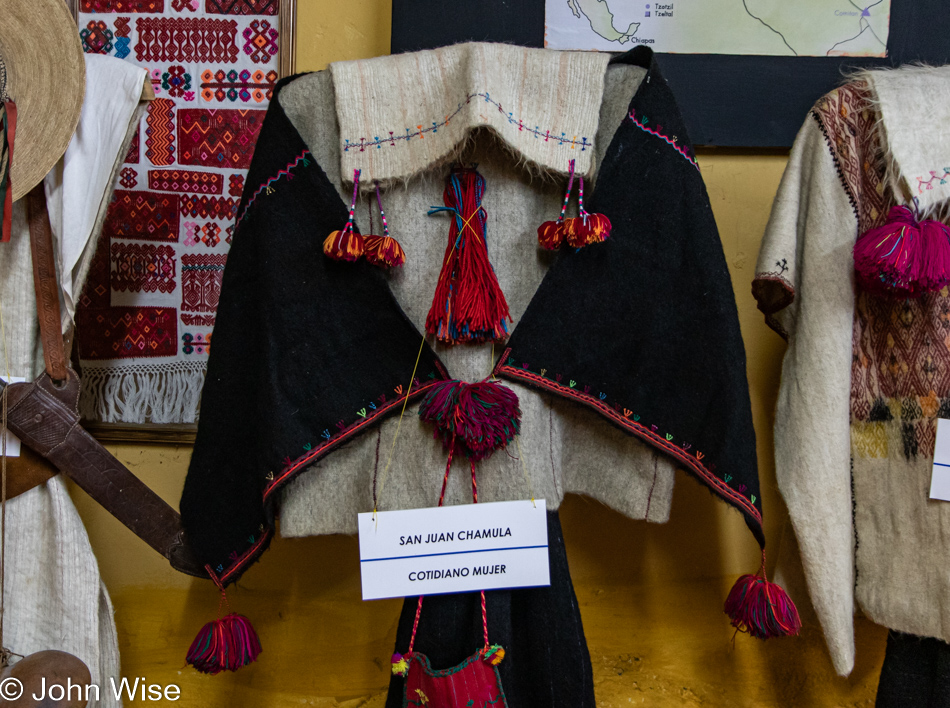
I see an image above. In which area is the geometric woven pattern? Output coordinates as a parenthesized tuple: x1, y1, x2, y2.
(76, 0, 279, 421)
(105, 190, 180, 242)
(177, 108, 265, 168)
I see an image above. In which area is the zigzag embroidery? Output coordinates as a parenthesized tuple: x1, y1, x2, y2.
(628, 109, 699, 171)
(341, 92, 591, 153)
(236, 149, 311, 223)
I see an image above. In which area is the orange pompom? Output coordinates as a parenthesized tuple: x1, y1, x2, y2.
(323, 229, 364, 262)
(584, 212, 612, 244)
(363, 234, 407, 267)
(537, 220, 564, 250)
(563, 217, 587, 249)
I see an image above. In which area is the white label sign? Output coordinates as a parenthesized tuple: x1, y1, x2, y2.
(358, 499, 550, 601)
(0, 377, 25, 457)
(932, 419, 950, 501)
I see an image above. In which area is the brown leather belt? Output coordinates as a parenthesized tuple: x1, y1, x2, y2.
(0, 183, 207, 578)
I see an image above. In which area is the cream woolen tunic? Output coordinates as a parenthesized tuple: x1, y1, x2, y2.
(756, 68, 950, 677)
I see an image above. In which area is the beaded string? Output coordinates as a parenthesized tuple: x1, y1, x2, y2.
(344, 169, 361, 232)
(557, 159, 576, 222)
(578, 175, 589, 226)
(375, 182, 391, 237)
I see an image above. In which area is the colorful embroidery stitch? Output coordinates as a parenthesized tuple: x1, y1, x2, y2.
(916, 168, 950, 194)
(161, 65, 193, 98)
(241, 19, 278, 64)
(341, 92, 591, 154)
(76, 306, 178, 359)
(181, 332, 211, 354)
(177, 108, 264, 168)
(181, 253, 227, 312)
(205, 0, 278, 15)
(111, 242, 177, 294)
(119, 168, 138, 189)
(236, 149, 310, 222)
(80, 21, 114, 54)
(200, 69, 276, 103)
(124, 128, 140, 164)
(145, 98, 176, 166)
(181, 313, 215, 326)
(178, 195, 238, 220)
(134, 18, 239, 63)
(148, 169, 223, 194)
(627, 109, 698, 171)
(80, 0, 162, 11)
(105, 190, 180, 242)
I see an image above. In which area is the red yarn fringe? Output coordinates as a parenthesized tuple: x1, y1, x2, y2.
(724, 553, 801, 639)
(364, 234, 406, 267)
(186, 613, 262, 674)
(853, 205, 950, 297)
(426, 168, 511, 344)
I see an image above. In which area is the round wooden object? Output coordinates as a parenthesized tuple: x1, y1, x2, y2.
(0, 650, 91, 707)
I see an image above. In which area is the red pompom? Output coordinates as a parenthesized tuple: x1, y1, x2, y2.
(853, 205, 950, 296)
(419, 379, 521, 461)
(724, 568, 801, 639)
(583, 212, 612, 244)
(364, 234, 406, 267)
(323, 229, 365, 262)
(562, 217, 587, 249)
(186, 613, 262, 674)
(537, 220, 564, 250)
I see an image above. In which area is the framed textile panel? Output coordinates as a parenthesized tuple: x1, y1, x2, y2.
(71, 0, 295, 441)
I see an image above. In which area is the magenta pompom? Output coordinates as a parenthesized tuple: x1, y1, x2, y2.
(853, 205, 950, 296)
(186, 613, 262, 674)
(419, 379, 521, 461)
(724, 567, 801, 640)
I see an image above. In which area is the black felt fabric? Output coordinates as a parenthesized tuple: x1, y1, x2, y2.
(385, 511, 594, 708)
(180, 76, 448, 578)
(501, 48, 762, 544)
(180, 47, 763, 583)
(876, 630, 950, 707)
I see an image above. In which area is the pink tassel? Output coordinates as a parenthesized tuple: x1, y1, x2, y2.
(853, 205, 950, 296)
(419, 379, 521, 461)
(724, 552, 801, 639)
(186, 613, 262, 674)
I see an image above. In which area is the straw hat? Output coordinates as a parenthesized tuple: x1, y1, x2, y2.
(0, 0, 85, 202)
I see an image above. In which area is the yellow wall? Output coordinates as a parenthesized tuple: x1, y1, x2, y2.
(68, 4, 889, 705)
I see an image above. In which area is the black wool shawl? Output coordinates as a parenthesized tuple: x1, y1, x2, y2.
(180, 47, 762, 586)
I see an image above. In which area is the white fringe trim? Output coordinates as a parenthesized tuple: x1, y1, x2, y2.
(79, 360, 206, 424)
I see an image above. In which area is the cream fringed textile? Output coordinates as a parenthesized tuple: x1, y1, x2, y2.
(330, 43, 611, 184)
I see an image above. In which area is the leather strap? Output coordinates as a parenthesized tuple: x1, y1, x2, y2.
(0, 371, 206, 577)
(25, 183, 67, 383)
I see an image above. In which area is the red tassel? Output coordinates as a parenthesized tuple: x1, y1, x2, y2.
(562, 217, 586, 249)
(724, 551, 801, 639)
(425, 168, 511, 344)
(853, 204, 950, 296)
(323, 229, 364, 262)
(537, 220, 564, 250)
(187, 613, 262, 674)
(364, 234, 406, 267)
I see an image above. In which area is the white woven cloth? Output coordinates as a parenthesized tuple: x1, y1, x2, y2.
(867, 65, 950, 215)
(330, 43, 610, 184)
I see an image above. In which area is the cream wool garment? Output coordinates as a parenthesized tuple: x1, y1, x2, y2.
(0, 54, 145, 708)
(756, 67, 950, 678)
(277, 60, 679, 535)
(329, 43, 610, 184)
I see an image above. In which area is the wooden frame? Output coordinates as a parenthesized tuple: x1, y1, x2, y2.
(69, 0, 297, 445)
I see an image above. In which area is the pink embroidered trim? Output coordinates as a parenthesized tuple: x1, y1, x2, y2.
(236, 149, 311, 223)
(628, 109, 699, 171)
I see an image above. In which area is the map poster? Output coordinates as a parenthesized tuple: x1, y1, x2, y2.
(545, 0, 891, 57)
